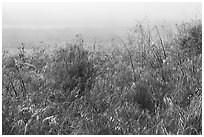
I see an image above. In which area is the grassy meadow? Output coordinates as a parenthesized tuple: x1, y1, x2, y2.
(2, 19, 202, 135)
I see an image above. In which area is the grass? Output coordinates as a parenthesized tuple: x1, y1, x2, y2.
(2, 19, 202, 135)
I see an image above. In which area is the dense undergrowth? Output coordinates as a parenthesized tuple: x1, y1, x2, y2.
(2, 20, 202, 135)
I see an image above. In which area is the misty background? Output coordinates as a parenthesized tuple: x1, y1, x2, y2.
(2, 2, 201, 49)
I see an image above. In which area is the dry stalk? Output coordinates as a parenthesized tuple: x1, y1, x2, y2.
(117, 36, 136, 82)
(155, 26, 167, 59)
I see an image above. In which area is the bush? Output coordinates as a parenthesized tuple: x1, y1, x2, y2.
(178, 20, 202, 57)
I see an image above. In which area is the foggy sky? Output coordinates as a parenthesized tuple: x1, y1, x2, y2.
(3, 2, 202, 28)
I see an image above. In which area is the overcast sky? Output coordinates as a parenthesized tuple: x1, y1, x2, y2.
(3, 2, 202, 28)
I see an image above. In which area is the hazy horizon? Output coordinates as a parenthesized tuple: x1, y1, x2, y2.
(2, 2, 202, 49)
